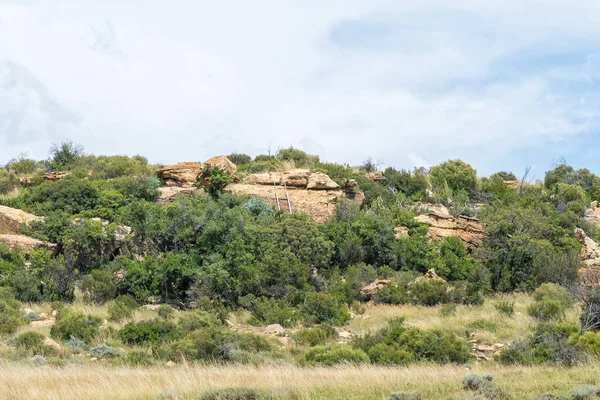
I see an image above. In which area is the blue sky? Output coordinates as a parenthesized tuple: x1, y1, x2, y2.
(0, 0, 599, 178)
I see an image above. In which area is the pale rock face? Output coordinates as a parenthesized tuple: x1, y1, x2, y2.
(414, 212, 486, 250)
(156, 162, 203, 188)
(43, 171, 71, 182)
(575, 228, 600, 268)
(200, 156, 238, 177)
(306, 173, 340, 190)
(0, 205, 44, 234)
(584, 202, 600, 227)
(0, 234, 57, 255)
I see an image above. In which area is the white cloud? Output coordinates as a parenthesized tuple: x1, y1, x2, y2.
(0, 0, 599, 175)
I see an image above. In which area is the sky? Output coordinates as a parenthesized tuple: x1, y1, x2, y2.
(1, 0, 599, 178)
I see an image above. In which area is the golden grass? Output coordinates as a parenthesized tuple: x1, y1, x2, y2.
(0, 362, 598, 400)
(350, 293, 580, 344)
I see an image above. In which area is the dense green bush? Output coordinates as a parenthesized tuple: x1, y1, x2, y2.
(528, 300, 566, 322)
(0, 169, 18, 195)
(292, 326, 336, 346)
(80, 269, 117, 304)
(50, 309, 102, 343)
(353, 318, 470, 365)
(0, 291, 28, 335)
(302, 292, 349, 326)
(158, 304, 175, 320)
(119, 320, 180, 346)
(303, 344, 369, 366)
(409, 279, 450, 306)
(107, 295, 138, 322)
(90, 344, 121, 359)
(15, 331, 45, 350)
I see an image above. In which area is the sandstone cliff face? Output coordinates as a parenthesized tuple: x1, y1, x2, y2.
(157, 187, 201, 205)
(0, 234, 57, 255)
(226, 183, 364, 224)
(575, 228, 600, 267)
(157, 162, 203, 188)
(414, 211, 486, 250)
(0, 205, 44, 234)
(584, 202, 600, 227)
(157, 156, 238, 188)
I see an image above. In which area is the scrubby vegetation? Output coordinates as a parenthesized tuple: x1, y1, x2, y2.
(3, 142, 600, 398)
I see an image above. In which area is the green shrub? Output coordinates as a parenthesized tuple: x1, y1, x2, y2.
(533, 283, 574, 308)
(238, 295, 298, 328)
(24, 311, 40, 322)
(178, 311, 222, 333)
(200, 387, 267, 400)
(0, 298, 29, 335)
(107, 295, 138, 322)
(90, 344, 121, 358)
(528, 300, 565, 322)
(498, 328, 579, 366)
(439, 303, 457, 317)
(16, 331, 45, 350)
(569, 385, 600, 400)
(302, 292, 349, 326)
(64, 336, 88, 354)
(568, 331, 600, 358)
(80, 269, 117, 304)
(158, 304, 175, 320)
(409, 279, 450, 306)
(243, 198, 274, 218)
(354, 318, 471, 365)
(293, 326, 336, 346)
(123, 350, 157, 367)
(386, 393, 422, 400)
(0, 170, 18, 195)
(463, 374, 493, 391)
(119, 320, 180, 346)
(303, 345, 369, 366)
(50, 309, 102, 343)
(495, 300, 516, 317)
(227, 153, 252, 166)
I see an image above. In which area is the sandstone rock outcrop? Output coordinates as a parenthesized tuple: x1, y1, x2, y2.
(0, 205, 44, 234)
(575, 228, 600, 267)
(360, 280, 391, 299)
(584, 202, 600, 227)
(394, 226, 409, 239)
(0, 234, 57, 255)
(410, 268, 446, 285)
(226, 183, 364, 224)
(157, 162, 203, 188)
(306, 172, 340, 190)
(201, 155, 237, 177)
(157, 187, 201, 205)
(414, 211, 485, 250)
(43, 171, 71, 182)
(157, 156, 238, 188)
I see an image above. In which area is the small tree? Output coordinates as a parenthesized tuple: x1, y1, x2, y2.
(198, 164, 232, 199)
(49, 140, 84, 171)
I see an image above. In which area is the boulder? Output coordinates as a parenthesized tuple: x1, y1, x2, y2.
(394, 226, 409, 239)
(504, 180, 520, 189)
(575, 228, 600, 267)
(584, 202, 600, 227)
(306, 173, 340, 190)
(156, 162, 202, 188)
(0, 205, 44, 234)
(415, 212, 485, 250)
(265, 324, 285, 334)
(43, 171, 71, 182)
(0, 234, 57, 255)
(360, 280, 391, 298)
(200, 155, 238, 177)
(415, 203, 452, 218)
(43, 338, 63, 351)
(410, 269, 446, 286)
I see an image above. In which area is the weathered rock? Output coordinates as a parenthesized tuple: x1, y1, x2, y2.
(244, 169, 310, 187)
(43, 338, 64, 351)
(226, 184, 364, 224)
(157, 187, 200, 205)
(415, 212, 486, 250)
(575, 228, 600, 267)
(394, 226, 409, 239)
(366, 172, 384, 182)
(306, 173, 340, 190)
(581, 266, 600, 287)
(360, 280, 391, 298)
(584, 202, 600, 227)
(415, 203, 452, 218)
(200, 156, 238, 178)
(410, 269, 446, 286)
(157, 162, 203, 188)
(343, 179, 358, 191)
(43, 171, 71, 182)
(0, 234, 57, 255)
(0, 205, 44, 234)
(503, 180, 520, 189)
(265, 324, 285, 334)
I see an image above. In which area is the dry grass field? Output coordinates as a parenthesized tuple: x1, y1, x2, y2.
(1, 362, 599, 400)
(1, 294, 597, 400)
